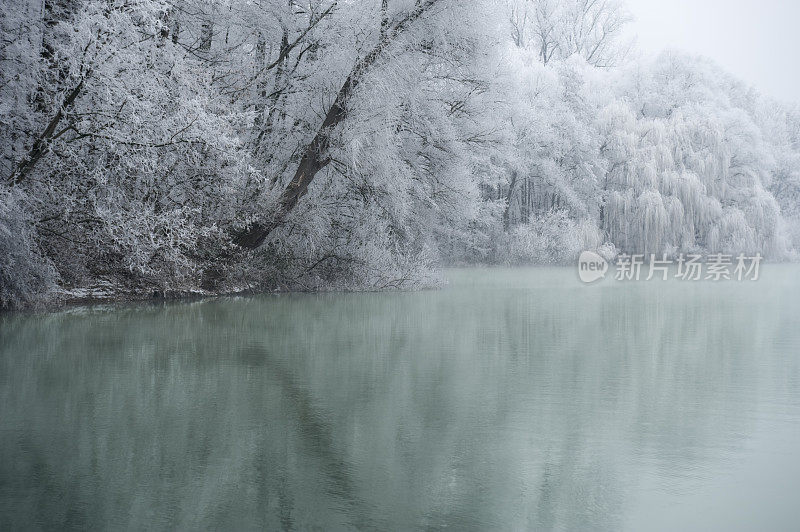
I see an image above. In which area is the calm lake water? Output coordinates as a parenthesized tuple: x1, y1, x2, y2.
(2, 267, 800, 530)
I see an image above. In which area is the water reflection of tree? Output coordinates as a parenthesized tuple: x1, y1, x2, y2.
(0, 269, 797, 529)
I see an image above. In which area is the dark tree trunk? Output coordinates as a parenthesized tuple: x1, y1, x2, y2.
(233, 0, 443, 249)
(503, 170, 518, 231)
(7, 79, 83, 186)
(253, 10, 291, 168)
(200, 20, 213, 52)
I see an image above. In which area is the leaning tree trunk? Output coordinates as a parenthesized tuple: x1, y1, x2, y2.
(233, 0, 443, 249)
(7, 79, 83, 187)
(233, 72, 352, 249)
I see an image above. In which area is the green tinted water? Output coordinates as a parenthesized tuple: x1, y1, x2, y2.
(2, 267, 800, 530)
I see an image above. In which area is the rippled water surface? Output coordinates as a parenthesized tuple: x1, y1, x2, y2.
(2, 267, 800, 530)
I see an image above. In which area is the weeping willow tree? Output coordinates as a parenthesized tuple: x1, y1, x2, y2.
(485, 44, 798, 265)
(594, 53, 788, 257)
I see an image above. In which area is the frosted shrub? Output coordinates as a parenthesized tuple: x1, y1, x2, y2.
(255, 197, 440, 292)
(504, 210, 607, 265)
(0, 189, 58, 309)
(783, 217, 800, 261)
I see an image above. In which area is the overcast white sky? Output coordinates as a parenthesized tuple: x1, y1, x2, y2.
(624, 0, 800, 103)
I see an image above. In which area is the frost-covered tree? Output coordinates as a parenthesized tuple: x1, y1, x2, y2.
(507, 0, 631, 67)
(597, 53, 790, 257)
(1, 0, 498, 306)
(471, 42, 799, 264)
